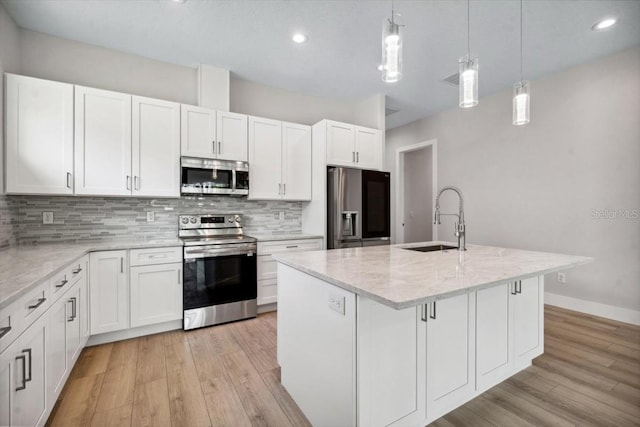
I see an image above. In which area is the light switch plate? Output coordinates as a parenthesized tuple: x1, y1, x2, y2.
(329, 294, 345, 315)
(147, 212, 155, 222)
(42, 212, 54, 224)
(279, 211, 285, 221)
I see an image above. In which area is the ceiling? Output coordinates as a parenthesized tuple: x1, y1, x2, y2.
(2, 0, 639, 129)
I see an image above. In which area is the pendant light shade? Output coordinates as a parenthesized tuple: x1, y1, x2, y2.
(513, 81, 530, 125)
(381, 7, 403, 83)
(459, 56, 478, 108)
(459, 0, 478, 108)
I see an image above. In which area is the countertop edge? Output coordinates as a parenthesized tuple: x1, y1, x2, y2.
(1, 241, 183, 310)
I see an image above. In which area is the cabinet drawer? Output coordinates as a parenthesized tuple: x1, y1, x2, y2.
(257, 256, 277, 281)
(49, 255, 88, 303)
(0, 280, 50, 353)
(258, 279, 277, 305)
(257, 238, 322, 255)
(130, 247, 182, 266)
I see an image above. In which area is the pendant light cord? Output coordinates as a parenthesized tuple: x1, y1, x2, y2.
(520, 0, 523, 83)
(467, 0, 471, 58)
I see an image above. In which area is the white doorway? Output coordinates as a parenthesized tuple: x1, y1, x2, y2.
(395, 139, 438, 244)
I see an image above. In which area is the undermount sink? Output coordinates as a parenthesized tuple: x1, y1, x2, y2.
(402, 244, 458, 253)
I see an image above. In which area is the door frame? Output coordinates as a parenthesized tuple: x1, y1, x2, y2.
(395, 139, 438, 244)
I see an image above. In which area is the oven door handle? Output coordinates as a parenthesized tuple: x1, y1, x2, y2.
(184, 244, 256, 259)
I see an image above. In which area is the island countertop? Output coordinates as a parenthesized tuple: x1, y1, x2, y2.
(272, 242, 593, 309)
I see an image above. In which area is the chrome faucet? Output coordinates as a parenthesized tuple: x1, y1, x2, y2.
(434, 186, 466, 251)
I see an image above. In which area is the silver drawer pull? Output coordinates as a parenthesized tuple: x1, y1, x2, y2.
(148, 254, 167, 259)
(285, 245, 299, 249)
(23, 349, 32, 382)
(0, 325, 11, 339)
(15, 354, 26, 391)
(72, 267, 82, 274)
(28, 297, 46, 310)
(56, 279, 68, 289)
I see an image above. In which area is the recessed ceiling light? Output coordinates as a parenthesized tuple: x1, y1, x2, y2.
(292, 33, 308, 44)
(592, 17, 617, 31)
(171, 0, 186, 3)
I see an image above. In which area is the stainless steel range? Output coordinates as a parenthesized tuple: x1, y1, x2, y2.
(179, 214, 257, 330)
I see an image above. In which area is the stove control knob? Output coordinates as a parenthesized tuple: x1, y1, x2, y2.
(228, 217, 234, 223)
(235, 216, 242, 223)
(181, 217, 189, 225)
(190, 217, 197, 224)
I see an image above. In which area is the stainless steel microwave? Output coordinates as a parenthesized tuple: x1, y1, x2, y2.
(181, 157, 249, 196)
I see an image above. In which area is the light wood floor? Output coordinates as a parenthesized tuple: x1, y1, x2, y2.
(47, 305, 640, 427)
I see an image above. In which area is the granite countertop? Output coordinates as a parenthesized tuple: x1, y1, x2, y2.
(250, 233, 323, 242)
(273, 241, 593, 310)
(0, 239, 183, 310)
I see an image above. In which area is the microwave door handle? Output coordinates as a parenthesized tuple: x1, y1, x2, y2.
(232, 170, 236, 193)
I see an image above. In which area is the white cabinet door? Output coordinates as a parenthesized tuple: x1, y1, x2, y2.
(425, 293, 475, 422)
(66, 285, 82, 366)
(130, 263, 183, 328)
(79, 261, 90, 346)
(355, 126, 382, 170)
(74, 86, 132, 196)
(514, 276, 544, 368)
(248, 116, 282, 200)
(217, 111, 248, 162)
(90, 251, 129, 335)
(326, 120, 356, 167)
(181, 104, 217, 159)
(132, 96, 180, 197)
(5, 74, 74, 195)
(476, 283, 513, 391)
(282, 122, 311, 201)
(48, 290, 69, 408)
(0, 313, 48, 427)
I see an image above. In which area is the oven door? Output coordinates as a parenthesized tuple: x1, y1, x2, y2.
(183, 244, 257, 311)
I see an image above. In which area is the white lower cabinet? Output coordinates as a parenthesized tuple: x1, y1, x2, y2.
(257, 238, 323, 306)
(514, 276, 544, 368)
(48, 290, 70, 408)
(0, 313, 48, 427)
(425, 293, 476, 422)
(90, 250, 129, 335)
(130, 263, 182, 327)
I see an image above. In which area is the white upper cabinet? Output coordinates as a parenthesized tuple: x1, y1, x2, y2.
(181, 104, 217, 159)
(132, 96, 181, 197)
(248, 117, 311, 201)
(325, 120, 382, 170)
(354, 126, 382, 170)
(5, 74, 74, 195)
(282, 122, 312, 201)
(248, 116, 282, 200)
(217, 111, 248, 162)
(74, 86, 132, 196)
(181, 106, 248, 162)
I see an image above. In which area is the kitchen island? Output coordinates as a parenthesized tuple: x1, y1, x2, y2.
(273, 242, 592, 427)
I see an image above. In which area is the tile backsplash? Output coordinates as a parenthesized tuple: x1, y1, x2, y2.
(0, 195, 303, 247)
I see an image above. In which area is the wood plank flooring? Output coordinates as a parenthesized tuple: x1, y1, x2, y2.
(47, 306, 640, 426)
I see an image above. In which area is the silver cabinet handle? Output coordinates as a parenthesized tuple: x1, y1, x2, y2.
(67, 299, 74, 322)
(421, 304, 427, 322)
(23, 348, 32, 383)
(0, 325, 11, 339)
(126, 175, 131, 190)
(121, 257, 124, 273)
(283, 183, 286, 195)
(286, 245, 298, 249)
(429, 301, 437, 320)
(71, 297, 77, 321)
(212, 141, 216, 154)
(356, 152, 359, 163)
(66, 172, 72, 188)
(72, 266, 82, 274)
(352, 152, 355, 162)
(178, 269, 181, 285)
(55, 277, 68, 289)
(28, 297, 46, 310)
(218, 141, 222, 154)
(134, 176, 140, 190)
(516, 280, 522, 294)
(15, 354, 26, 391)
(511, 282, 518, 295)
(278, 183, 282, 195)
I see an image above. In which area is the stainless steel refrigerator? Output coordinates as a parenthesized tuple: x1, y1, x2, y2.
(327, 166, 390, 249)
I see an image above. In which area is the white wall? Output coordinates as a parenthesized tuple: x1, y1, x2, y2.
(402, 146, 432, 243)
(386, 47, 640, 316)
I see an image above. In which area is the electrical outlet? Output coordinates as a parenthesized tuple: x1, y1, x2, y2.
(279, 211, 285, 221)
(557, 272, 567, 284)
(42, 212, 54, 224)
(329, 294, 345, 315)
(147, 212, 155, 223)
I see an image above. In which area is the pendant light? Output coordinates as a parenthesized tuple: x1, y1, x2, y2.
(513, 0, 530, 125)
(381, 1, 403, 83)
(459, 0, 478, 108)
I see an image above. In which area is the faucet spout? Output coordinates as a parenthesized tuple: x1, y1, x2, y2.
(434, 186, 466, 251)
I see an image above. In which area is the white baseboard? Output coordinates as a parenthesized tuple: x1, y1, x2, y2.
(86, 319, 183, 346)
(545, 292, 640, 326)
(258, 303, 277, 314)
